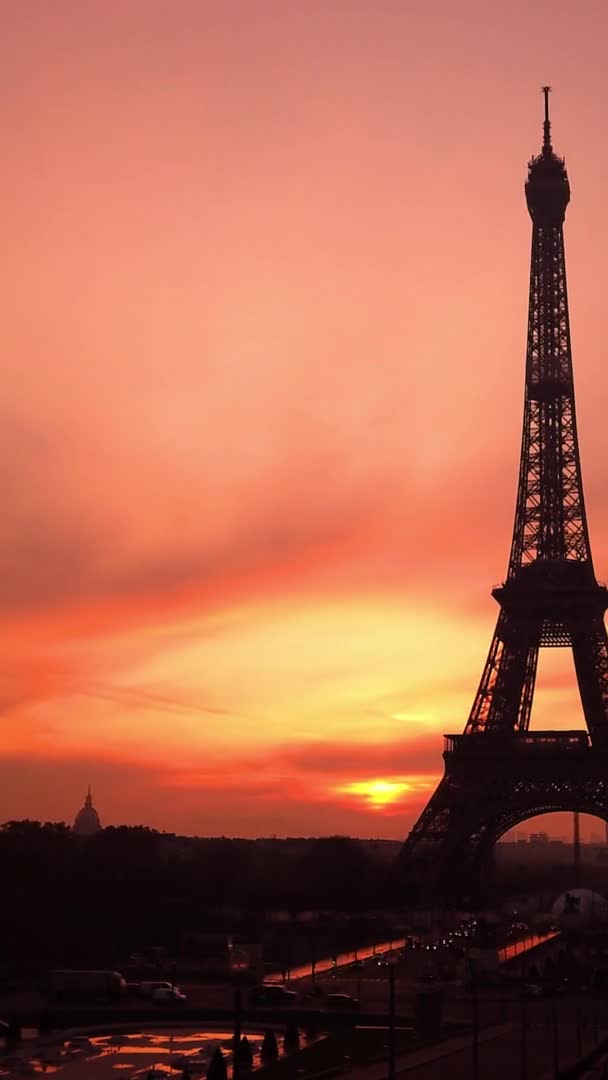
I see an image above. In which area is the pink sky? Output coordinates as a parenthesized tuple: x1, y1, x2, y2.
(3, 1, 608, 838)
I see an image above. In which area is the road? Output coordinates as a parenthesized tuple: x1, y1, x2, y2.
(397, 998, 602, 1080)
(346, 993, 608, 1080)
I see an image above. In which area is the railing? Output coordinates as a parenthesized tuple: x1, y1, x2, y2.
(444, 731, 590, 753)
(498, 929, 560, 964)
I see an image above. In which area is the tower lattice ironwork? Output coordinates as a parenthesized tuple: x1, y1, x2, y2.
(402, 90, 608, 899)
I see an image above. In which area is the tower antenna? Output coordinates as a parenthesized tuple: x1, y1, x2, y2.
(542, 85, 552, 151)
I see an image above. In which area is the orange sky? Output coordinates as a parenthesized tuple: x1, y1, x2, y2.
(4, 1, 608, 838)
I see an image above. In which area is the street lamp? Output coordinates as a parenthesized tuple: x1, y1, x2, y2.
(520, 988, 528, 1080)
(228, 942, 250, 1080)
(387, 955, 398, 1080)
(469, 958, 480, 1080)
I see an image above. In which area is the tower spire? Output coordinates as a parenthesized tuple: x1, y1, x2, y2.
(542, 84, 552, 152)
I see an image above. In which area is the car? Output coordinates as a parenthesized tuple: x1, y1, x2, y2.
(139, 981, 174, 998)
(66, 1036, 96, 1053)
(523, 983, 544, 997)
(152, 986, 187, 1003)
(250, 985, 297, 1006)
(323, 994, 359, 1010)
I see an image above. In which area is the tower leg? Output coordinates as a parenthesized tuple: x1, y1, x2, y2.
(400, 772, 492, 904)
(466, 611, 539, 734)
(571, 619, 608, 745)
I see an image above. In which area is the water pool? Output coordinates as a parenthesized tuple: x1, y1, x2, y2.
(0, 1026, 296, 1079)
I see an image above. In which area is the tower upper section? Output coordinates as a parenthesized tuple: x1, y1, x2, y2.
(525, 87, 570, 224)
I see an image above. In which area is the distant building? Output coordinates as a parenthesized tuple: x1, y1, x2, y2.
(73, 786, 103, 836)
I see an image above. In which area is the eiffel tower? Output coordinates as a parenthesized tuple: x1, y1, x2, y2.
(402, 89, 608, 900)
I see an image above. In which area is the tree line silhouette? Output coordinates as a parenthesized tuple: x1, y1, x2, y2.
(0, 822, 401, 979)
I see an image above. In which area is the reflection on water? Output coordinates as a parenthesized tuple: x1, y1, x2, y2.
(0, 1028, 302, 1078)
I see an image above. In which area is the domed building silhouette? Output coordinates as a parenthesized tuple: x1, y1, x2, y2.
(73, 786, 103, 836)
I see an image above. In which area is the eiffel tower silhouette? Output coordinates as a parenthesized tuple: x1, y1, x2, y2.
(402, 89, 608, 899)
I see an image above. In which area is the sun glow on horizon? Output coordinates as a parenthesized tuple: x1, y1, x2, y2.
(337, 778, 427, 810)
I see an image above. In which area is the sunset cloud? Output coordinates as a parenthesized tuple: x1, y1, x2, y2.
(3, 1, 608, 839)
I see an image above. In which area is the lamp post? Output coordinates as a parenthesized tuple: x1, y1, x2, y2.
(233, 979, 243, 1080)
(388, 956, 397, 1080)
(228, 942, 247, 1080)
(520, 993, 528, 1080)
(551, 996, 559, 1080)
(576, 992, 583, 1060)
(470, 959, 480, 1080)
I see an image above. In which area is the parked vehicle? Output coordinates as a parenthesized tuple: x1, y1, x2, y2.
(65, 1037, 96, 1053)
(323, 994, 359, 1010)
(47, 970, 126, 1002)
(138, 981, 175, 998)
(250, 985, 296, 1006)
(152, 986, 187, 1003)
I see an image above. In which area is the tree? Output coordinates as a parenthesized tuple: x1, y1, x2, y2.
(239, 1036, 254, 1068)
(284, 1022, 300, 1052)
(261, 1031, 279, 1062)
(206, 1047, 227, 1080)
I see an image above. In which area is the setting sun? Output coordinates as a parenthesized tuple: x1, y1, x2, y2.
(337, 780, 413, 810)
